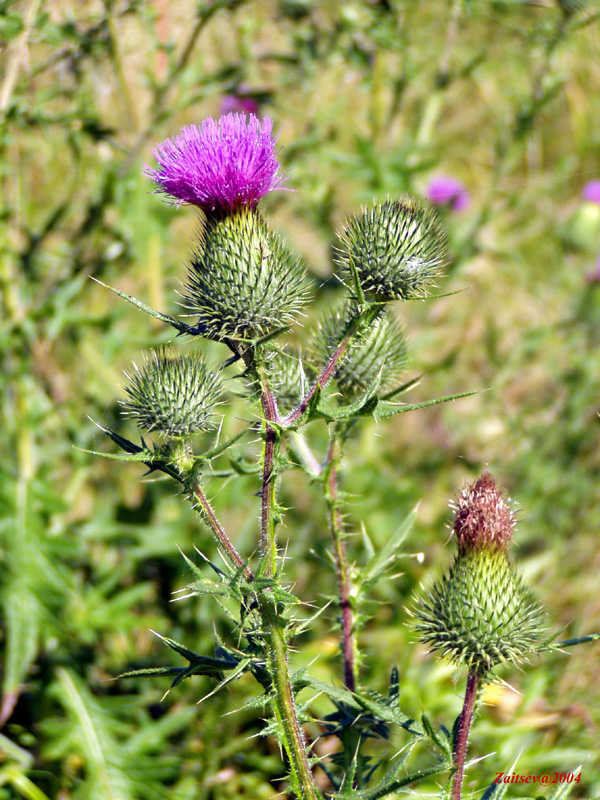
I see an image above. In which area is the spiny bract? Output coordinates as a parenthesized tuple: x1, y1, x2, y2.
(121, 350, 223, 438)
(413, 473, 544, 677)
(314, 304, 407, 399)
(414, 549, 544, 676)
(184, 208, 307, 341)
(337, 198, 447, 301)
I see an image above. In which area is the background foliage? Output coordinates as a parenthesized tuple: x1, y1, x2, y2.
(1, 0, 599, 797)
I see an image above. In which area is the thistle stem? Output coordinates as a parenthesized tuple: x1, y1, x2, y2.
(255, 357, 281, 575)
(452, 671, 479, 800)
(323, 424, 358, 693)
(261, 600, 324, 800)
(282, 305, 379, 428)
(253, 352, 322, 799)
(190, 479, 253, 580)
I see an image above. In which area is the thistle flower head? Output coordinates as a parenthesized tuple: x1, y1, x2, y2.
(121, 350, 223, 438)
(145, 113, 285, 212)
(452, 471, 515, 555)
(314, 304, 407, 399)
(336, 198, 447, 301)
(413, 472, 544, 677)
(184, 207, 307, 341)
(220, 93, 260, 116)
(426, 175, 470, 212)
(582, 180, 600, 205)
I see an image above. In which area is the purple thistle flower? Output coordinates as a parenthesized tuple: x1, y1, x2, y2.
(145, 113, 286, 213)
(220, 94, 260, 116)
(582, 180, 600, 204)
(426, 175, 470, 212)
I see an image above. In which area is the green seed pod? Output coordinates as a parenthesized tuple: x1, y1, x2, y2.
(184, 207, 307, 341)
(413, 473, 544, 677)
(121, 349, 223, 438)
(314, 304, 407, 399)
(337, 198, 447, 301)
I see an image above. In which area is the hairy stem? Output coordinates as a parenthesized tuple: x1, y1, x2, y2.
(254, 356, 281, 575)
(252, 351, 322, 799)
(282, 305, 379, 428)
(262, 601, 323, 800)
(323, 424, 358, 693)
(452, 671, 479, 800)
(190, 479, 253, 580)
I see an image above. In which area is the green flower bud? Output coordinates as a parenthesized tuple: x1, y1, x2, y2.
(414, 473, 544, 677)
(184, 207, 307, 341)
(337, 198, 447, 301)
(314, 304, 407, 399)
(121, 349, 223, 438)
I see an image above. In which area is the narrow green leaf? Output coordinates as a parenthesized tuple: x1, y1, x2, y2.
(0, 732, 34, 768)
(547, 766, 584, 800)
(91, 278, 190, 333)
(373, 390, 476, 421)
(75, 447, 155, 463)
(117, 667, 184, 680)
(196, 425, 252, 463)
(306, 678, 363, 713)
(2, 768, 52, 800)
(481, 753, 522, 800)
(314, 380, 380, 422)
(379, 374, 422, 401)
(421, 712, 452, 759)
(2, 588, 40, 705)
(359, 509, 416, 588)
(354, 691, 422, 732)
(346, 254, 366, 305)
(55, 668, 131, 800)
(196, 657, 252, 704)
(344, 761, 449, 799)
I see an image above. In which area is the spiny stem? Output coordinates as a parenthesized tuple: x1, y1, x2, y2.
(253, 351, 322, 799)
(262, 601, 324, 800)
(452, 671, 479, 800)
(254, 354, 281, 575)
(190, 479, 253, 580)
(282, 305, 379, 428)
(323, 424, 358, 693)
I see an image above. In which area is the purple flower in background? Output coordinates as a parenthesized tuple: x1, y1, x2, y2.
(145, 113, 285, 212)
(220, 94, 260, 116)
(426, 175, 470, 212)
(582, 180, 600, 204)
(585, 256, 600, 284)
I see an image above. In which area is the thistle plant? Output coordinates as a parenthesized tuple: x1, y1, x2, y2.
(91, 112, 600, 800)
(414, 473, 545, 800)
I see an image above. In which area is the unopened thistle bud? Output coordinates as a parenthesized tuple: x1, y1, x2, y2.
(414, 473, 544, 677)
(184, 208, 307, 341)
(337, 198, 447, 301)
(314, 304, 407, 399)
(121, 350, 223, 438)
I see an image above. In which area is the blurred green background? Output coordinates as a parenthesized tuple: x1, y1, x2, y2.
(1, 1, 600, 798)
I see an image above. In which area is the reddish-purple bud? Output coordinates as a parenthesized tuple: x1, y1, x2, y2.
(452, 472, 515, 554)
